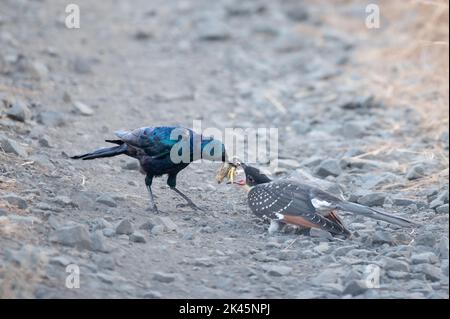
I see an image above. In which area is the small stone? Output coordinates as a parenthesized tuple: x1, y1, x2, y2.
(284, 6, 309, 22)
(155, 216, 178, 232)
(438, 237, 449, 259)
(358, 193, 387, 207)
(90, 230, 110, 252)
(91, 218, 113, 231)
(381, 257, 410, 272)
(0, 135, 28, 157)
(122, 160, 140, 170)
(386, 270, 409, 279)
(49, 224, 91, 249)
(36, 111, 66, 127)
(143, 290, 162, 299)
(393, 198, 425, 207)
(343, 280, 369, 296)
(50, 256, 72, 267)
(30, 61, 49, 79)
(314, 159, 342, 177)
(411, 252, 439, 265)
(372, 230, 395, 245)
(436, 204, 449, 214)
(417, 264, 442, 282)
(115, 219, 133, 235)
(134, 30, 153, 40)
(96, 194, 117, 207)
(73, 101, 94, 116)
(262, 265, 292, 276)
(102, 228, 115, 237)
(6, 102, 29, 122)
(54, 195, 76, 207)
(152, 272, 176, 283)
(406, 164, 425, 180)
(73, 57, 92, 74)
(139, 221, 154, 231)
(197, 20, 230, 41)
(309, 228, 333, 240)
(415, 233, 436, 247)
(151, 225, 164, 235)
(130, 231, 146, 243)
(38, 137, 51, 148)
(1, 194, 28, 209)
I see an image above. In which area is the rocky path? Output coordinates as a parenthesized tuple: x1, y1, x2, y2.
(0, 0, 448, 298)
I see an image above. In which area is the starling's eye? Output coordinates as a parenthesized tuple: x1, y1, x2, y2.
(248, 176, 255, 183)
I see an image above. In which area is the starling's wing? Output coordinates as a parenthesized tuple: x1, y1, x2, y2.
(115, 126, 192, 158)
(248, 181, 350, 236)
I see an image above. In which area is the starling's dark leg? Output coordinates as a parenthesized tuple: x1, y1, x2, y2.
(145, 174, 158, 213)
(167, 173, 203, 211)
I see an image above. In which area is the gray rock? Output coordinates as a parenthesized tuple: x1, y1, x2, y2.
(357, 193, 387, 207)
(73, 57, 92, 74)
(381, 257, 410, 272)
(406, 164, 425, 180)
(53, 195, 76, 207)
(284, 6, 309, 21)
(102, 228, 115, 237)
(429, 190, 449, 208)
(29, 61, 49, 79)
(262, 265, 292, 276)
(314, 159, 342, 177)
(36, 111, 66, 127)
(130, 231, 146, 243)
(38, 137, 51, 148)
(6, 101, 29, 122)
(134, 30, 154, 40)
(436, 204, 449, 214)
(91, 218, 113, 231)
(411, 252, 439, 265)
(151, 225, 164, 235)
(0, 135, 28, 157)
(372, 230, 395, 245)
(49, 224, 92, 249)
(1, 194, 28, 209)
(73, 101, 94, 116)
(0, 208, 7, 216)
(309, 228, 333, 240)
(393, 198, 425, 208)
(122, 160, 140, 170)
(438, 237, 449, 259)
(415, 233, 436, 247)
(90, 230, 110, 252)
(155, 216, 178, 232)
(386, 270, 409, 279)
(8, 215, 41, 224)
(96, 194, 117, 207)
(152, 272, 177, 283)
(139, 221, 154, 231)
(343, 280, 369, 296)
(143, 290, 162, 299)
(417, 264, 442, 282)
(197, 20, 230, 41)
(115, 219, 133, 235)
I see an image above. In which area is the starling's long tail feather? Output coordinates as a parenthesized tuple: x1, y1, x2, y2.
(338, 202, 418, 228)
(71, 144, 127, 160)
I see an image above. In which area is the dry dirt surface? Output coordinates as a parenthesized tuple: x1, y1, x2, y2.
(0, 0, 448, 298)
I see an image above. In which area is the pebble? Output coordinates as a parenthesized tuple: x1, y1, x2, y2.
(372, 230, 395, 245)
(6, 101, 29, 122)
(36, 111, 66, 127)
(102, 228, 115, 237)
(314, 159, 342, 177)
(1, 194, 28, 209)
(406, 164, 425, 180)
(152, 272, 177, 283)
(0, 135, 28, 157)
(411, 252, 439, 265)
(197, 20, 230, 41)
(342, 280, 369, 296)
(96, 194, 117, 207)
(436, 204, 449, 214)
(309, 228, 333, 240)
(49, 224, 92, 249)
(122, 160, 140, 170)
(115, 219, 134, 235)
(155, 216, 178, 232)
(73, 57, 92, 74)
(129, 231, 146, 243)
(438, 237, 449, 259)
(416, 264, 442, 282)
(381, 257, 410, 272)
(73, 101, 94, 116)
(143, 290, 162, 299)
(357, 193, 387, 207)
(262, 265, 293, 276)
(90, 230, 110, 253)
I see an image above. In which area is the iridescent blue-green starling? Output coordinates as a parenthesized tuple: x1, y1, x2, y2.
(72, 126, 231, 212)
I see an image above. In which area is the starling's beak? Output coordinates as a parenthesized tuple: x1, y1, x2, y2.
(216, 162, 237, 184)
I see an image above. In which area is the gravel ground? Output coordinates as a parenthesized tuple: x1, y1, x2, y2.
(0, 0, 448, 299)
